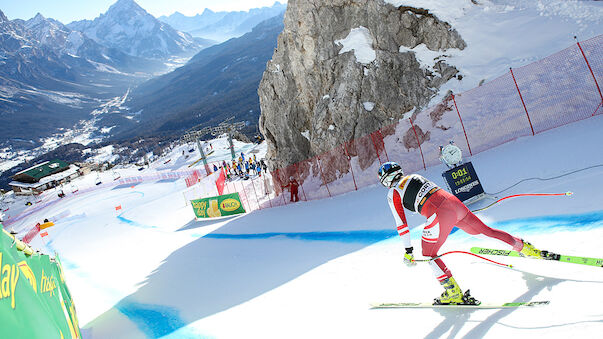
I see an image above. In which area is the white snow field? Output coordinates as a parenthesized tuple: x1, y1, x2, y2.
(0, 1, 601, 338)
(2, 111, 601, 339)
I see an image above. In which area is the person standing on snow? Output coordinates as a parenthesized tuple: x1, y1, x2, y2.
(282, 176, 300, 202)
(378, 162, 543, 305)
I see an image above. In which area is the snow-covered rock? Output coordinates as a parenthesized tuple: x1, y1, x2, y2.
(68, 0, 201, 59)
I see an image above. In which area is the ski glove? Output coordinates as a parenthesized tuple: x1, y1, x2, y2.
(403, 247, 416, 267)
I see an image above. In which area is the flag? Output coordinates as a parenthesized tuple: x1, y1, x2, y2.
(115, 205, 122, 211)
(40, 232, 48, 238)
(216, 169, 226, 196)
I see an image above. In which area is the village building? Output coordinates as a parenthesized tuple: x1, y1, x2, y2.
(9, 160, 80, 195)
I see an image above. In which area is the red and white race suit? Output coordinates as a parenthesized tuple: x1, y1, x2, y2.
(387, 174, 522, 282)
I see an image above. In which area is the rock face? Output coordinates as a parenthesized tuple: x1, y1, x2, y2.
(258, 0, 466, 170)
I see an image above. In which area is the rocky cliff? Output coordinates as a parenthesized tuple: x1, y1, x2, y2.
(258, 0, 466, 171)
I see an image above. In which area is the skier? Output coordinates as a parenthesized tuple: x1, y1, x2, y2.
(378, 162, 542, 305)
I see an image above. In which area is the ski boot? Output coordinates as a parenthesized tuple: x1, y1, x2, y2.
(519, 240, 542, 259)
(434, 277, 464, 305)
(433, 277, 481, 305)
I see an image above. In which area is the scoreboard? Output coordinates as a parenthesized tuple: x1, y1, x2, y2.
(442, 161, 486, 205)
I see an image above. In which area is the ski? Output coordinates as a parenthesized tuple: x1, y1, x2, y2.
(370, 301, 549, 309)
(471, 247, 603, 268)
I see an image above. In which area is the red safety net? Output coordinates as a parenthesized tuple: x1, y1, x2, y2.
(216, 36, 603, 214)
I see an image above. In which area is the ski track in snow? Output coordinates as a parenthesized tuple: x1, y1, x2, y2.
(2, 2, 603, 338)
(2, 113, 600, 339)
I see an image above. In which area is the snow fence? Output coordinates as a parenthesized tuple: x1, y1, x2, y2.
(234, 35, 603, 210)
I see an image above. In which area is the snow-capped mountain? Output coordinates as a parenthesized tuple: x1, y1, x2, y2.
(16, 12, 165, 74)
(105, 14, 285, 141)
(0, 8, 165, 153)
(0, 10, 79, 88)
(20, 13, 84, 55)
(68, 0, 203, 60)
(159, 2, 287, 42)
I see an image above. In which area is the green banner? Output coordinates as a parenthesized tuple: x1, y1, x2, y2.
(191, 192, 246, 219)
(0, 226, 81, 338)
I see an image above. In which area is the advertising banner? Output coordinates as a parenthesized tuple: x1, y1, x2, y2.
(191, 192, 246, 219)
(442, 161, 486, 204)
(0, 226, 81, 338)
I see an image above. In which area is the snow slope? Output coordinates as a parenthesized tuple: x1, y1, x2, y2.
(2, 110, 601, 339)
(1, 1, 602, 338)
(385, 0, 603, 104)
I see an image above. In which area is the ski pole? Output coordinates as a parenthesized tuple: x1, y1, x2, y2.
(471, 192, 572, 213)
(413, 250, 513, 268)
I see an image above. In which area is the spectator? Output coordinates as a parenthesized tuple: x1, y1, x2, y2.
(282, 176, 300, 202)
(261, 160, 268, 172)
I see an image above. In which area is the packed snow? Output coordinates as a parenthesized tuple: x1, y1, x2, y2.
(2, 112, 602, 338)
(1, 1, 602, 338)
(384, 0, 603, 105)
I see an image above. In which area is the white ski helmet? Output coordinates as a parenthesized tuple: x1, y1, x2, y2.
(377, 162, 404, 188)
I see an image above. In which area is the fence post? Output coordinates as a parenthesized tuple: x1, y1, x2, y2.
(369, 132, 383, 165)
(409, 118, 427, 170)
(250, 176, 262, 210)
(343, 142, 358, 191)
(275, 169, 287, 205)
(510, 67, 535, 136)
(236, 180, 251, 212)
(316, 155, 332, 198)
(376, 129, 390, 162)
(575, 37, 603, 116)
(451, 93, 473, 156)
(265, 174, 274, 208)
(294, 163, 308, 201)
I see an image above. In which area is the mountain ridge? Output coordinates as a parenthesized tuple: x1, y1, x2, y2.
(105, 13, 286, 141)
(159, 2, 286, 42)
(67, 0, 203, 60)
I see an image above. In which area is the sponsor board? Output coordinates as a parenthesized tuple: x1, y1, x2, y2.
(191, 193, 246, 219)
(442, 161, 486, 204)
(0, 227, 81, 338)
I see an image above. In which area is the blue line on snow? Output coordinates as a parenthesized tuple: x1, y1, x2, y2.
(490, 210, 603, 233)
(109, 210, 603, 337)
(196, 211, 603, 244)
(117, 214, 157, 229)
(116, 302, 186, 339)
(202, 230, 397, 243)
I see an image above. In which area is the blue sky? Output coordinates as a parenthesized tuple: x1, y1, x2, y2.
(0, 0, 285, 24)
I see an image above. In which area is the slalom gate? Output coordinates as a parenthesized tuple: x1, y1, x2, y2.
(0, 226, 81, 338)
